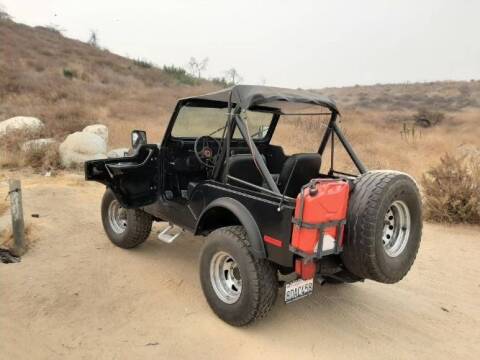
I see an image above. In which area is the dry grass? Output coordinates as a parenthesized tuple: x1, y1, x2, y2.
(22, 143, 61, 170)
(0, 222, 33, 250)
(0, 19, 219, 152)
(318, 80, 480, 112)
(2, 19, 480, 223)
(0, 198, 8, 216)
(0, 129, 61, 170)
(422, 153, 480, 224)
(272, 109, 480, 181)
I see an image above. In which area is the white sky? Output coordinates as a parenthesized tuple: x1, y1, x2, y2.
(2, 0, 480, 88)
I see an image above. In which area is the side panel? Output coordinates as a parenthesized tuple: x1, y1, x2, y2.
(191, 182, 295, 268)
(85, 144, 160, 208)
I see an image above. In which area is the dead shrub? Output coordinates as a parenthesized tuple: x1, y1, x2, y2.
(0, 129, 61, 170)
(414, 108, 446, 127)
(22, 143, 61, 170)
(422, 153, 480, 224)
(0, 222, 33, 250)
(45, 103, 95, 137)
(0, 129, 38, 167)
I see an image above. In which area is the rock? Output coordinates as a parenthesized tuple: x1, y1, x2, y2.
(0, 116, 44, 136)
(83, 124, 108, 142)
(21, 138, 56, 152)
(107, 148, 129, 158)
(59, 132, 107, 167)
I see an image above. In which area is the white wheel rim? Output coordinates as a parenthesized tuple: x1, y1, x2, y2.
(108, 199, 127, 234)
(382, 200, 411, 257)
(210, 251, 242, 304)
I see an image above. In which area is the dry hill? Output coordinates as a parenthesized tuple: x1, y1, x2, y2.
(0, 18, 479, 182)
(316, 80, 480, 112)
(0, 18, 218, 146)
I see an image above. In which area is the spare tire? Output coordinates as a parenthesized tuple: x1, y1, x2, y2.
(342, 171, 422, 283)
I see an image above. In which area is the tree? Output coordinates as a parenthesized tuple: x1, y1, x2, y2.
(88, 30, 99, 47)
(188, 57, 209, 79)
(225, 68, 242, 85)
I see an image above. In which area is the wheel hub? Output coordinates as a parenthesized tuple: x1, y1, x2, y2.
(382, 200, 411, 257)
(210, 251, 242, 304)
(108, 199, 127, 234)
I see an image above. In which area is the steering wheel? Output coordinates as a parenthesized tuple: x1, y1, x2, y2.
(194, 136, 221, 168)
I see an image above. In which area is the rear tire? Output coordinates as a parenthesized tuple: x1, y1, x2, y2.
(199, 226, 278, 326)
(342, 171, 422, 283)
(101, 189, 153, 249)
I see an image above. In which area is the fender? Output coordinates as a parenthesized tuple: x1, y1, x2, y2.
(195, 197, 266, 259)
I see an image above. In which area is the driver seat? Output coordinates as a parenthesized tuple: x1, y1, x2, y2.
(222, 154, 264, 187)
(277, 153, 322, 197)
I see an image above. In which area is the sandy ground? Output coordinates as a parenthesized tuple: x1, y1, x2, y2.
(0, 172, 479, 360)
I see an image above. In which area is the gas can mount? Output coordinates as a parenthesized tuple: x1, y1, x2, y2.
(290, 179, 350, 279)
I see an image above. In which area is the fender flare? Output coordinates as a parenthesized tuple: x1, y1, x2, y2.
(195, 197, 266, 259)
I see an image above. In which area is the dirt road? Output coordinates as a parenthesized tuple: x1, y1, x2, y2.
(1, 173, 479, 360)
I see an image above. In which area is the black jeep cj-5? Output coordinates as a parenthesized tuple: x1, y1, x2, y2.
(85, 85, 422, 326)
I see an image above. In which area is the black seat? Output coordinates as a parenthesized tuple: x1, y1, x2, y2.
(277, 153, 322, 197)
(223, 154, 264, 187)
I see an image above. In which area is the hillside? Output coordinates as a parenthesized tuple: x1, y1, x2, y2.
(0, 18, 218, 145)
(2, 18, 479, 130)
(0, 18, 479, 181)
(315, 81, 480, 112)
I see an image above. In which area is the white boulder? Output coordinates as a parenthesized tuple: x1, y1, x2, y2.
(59, 132, 107, 167)
(107, 148, 129, 158)
(21, 138, 56, 152)
(0, 116, 44, 136)
(83, 124, 108, 143)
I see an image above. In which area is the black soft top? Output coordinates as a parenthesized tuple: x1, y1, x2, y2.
(181, 85, 339, 114)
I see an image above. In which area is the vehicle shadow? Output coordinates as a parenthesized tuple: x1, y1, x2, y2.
(129, 225, 424, 337)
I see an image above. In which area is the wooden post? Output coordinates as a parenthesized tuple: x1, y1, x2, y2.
(8, 179, 26, 256)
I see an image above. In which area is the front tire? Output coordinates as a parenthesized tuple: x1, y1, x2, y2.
(101, 189, 153, 249)
(199, 226, 278, 326)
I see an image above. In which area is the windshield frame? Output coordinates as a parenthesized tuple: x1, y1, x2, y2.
(167, 100, 277, 143)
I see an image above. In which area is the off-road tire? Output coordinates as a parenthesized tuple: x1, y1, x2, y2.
(199, 226, 278, 326)
(342, 171, 422, 283)
(101, 189, 153, 249)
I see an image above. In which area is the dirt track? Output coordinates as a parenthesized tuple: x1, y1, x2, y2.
(1, 173, 479, 360)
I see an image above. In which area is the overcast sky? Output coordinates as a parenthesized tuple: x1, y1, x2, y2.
(2, 0, 480, 88)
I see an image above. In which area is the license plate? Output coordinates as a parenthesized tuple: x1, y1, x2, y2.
(284, 278, 314, 304)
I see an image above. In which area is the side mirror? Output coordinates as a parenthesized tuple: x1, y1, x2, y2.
(131, 130, 147, 149)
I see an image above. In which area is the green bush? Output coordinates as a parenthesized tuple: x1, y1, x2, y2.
(211, 77, 233, 88)
(414, 108, 446, 127)
(63, 68, 77, 79)
(162, 65, 197, 85)
(422, 153, 480, 224)
(133, 58, 154, 69)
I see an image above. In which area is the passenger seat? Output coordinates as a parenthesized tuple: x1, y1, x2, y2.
(277, 153, 322, 197)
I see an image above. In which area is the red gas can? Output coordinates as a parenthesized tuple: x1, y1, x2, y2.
(291, 179, 350, 279)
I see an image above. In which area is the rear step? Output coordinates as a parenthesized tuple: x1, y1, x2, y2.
(158, 223, 182, 243)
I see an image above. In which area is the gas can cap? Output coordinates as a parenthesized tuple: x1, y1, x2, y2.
(309, 185, 318, 196)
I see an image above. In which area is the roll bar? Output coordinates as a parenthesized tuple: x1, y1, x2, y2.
(214, 107, 368, 196)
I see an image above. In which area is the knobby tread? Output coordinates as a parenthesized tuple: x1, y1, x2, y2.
(101, 189, 153, 249)
(221, 226, 278, 324)
(200, 226, 278, 326)
(123, 209, 153, 248)
(342, 171, 422, 283)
